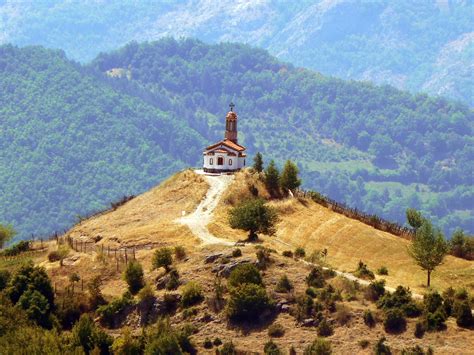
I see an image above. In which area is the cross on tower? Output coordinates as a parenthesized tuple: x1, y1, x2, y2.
(229, 102, 235, 112)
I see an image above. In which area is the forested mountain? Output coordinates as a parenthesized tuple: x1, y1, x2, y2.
(0, 39, 473, 240)
(1, 0, 472, 105)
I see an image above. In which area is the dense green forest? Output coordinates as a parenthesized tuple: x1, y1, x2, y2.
(1, 0, 472, 105)
(0, 39, 472, 240)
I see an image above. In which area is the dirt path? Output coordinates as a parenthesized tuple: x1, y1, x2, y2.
(177, 170, 234, 246)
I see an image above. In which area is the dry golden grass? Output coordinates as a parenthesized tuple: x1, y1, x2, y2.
(66, 169, 207, 247)
(208, 170, 474, 294)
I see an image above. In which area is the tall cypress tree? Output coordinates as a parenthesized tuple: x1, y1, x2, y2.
(280, 160, 301, 193)
(264, 160, 280, 196)
(253, 152, 264, 173)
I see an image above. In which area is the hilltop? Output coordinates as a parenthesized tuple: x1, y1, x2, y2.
(1, 1, 472, 105)
(1, 40, 473, 241)
(1, 169, 472, 353)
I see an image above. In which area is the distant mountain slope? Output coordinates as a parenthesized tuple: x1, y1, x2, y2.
(90, 38, 474, 235)
(0, 44, 204, 239)
(0, 40, 472, 240)
(1, 0, 472, 105)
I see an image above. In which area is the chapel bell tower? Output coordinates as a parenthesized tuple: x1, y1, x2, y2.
(224, 102, 238, 144)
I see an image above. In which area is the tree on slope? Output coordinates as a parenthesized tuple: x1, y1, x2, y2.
(253, 152, 264, 173)
(406, 208, 425, 231)
(264, 160, 280, 197)
(229, 199, 278, 241)
(408, 220, 448, 287)
(280, 160, 301, 194)
(0, 224, 16, 249)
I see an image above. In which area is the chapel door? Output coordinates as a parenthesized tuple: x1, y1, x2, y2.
(217, 157, 224, 165)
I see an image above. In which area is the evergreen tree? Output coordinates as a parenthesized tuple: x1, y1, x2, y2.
(406, 208, 425, 230)
(264, 160, 280, 196)
(408, 220, 448, 287)
(253, 152, 264, 173)
(280, 160, 301, 193)
(124, 260, 145, 294)
(229, 199, 278, 241)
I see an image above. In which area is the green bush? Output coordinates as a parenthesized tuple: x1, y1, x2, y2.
(231, 248, 242, 257)
(424, 309, 447, 331)
(267, 323, 285, 337)
(47, 250, 61, 262)
(72, 314, 113, 354)
(226, 283, 271, 322)
(306, 267, 326, 288)
(414, 322, 425, 338)
(294, 247, 306, 258)
(203, 338, 213, 349)
(0, 269, 11, 291)
(282, 250, 293, 258)
(374, 337, 391, 355)
(256, 247, 272, 269)
(363, 310, 376, 327)
(220, 341, 237, 355)
(303, 338, 332, 355)
(213, 337, 222, 346)
(377, 266, 389, 275)
(275, 275, 293, 293)
(365, 279, 386, 301)
(453, 300, 473, 327)
(423, 291, 444, 313)
(174, 246, 186, 260)
(181, 282, 204, 308)
(1, 240, 30, 256)
(293, 294, 314, 322)
(165, 269, 180, 291)
(317, 318, 333, 337)
(401, 345, 428, 355)
(354, 260, 375, 280)
(152, 247, 173, 272)
(377, 286, 421, 317)
(123, 260, 145, 294)
(384, 308, 406, 333)
(97, 291, 135, 327)
(264, 340, 282, 355)
(227, 264, 263, 288)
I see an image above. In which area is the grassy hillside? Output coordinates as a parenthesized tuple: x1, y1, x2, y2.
(1, 1, 472, 105)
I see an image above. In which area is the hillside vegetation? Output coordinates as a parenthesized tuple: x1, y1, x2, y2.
(0, 39, 472, 240)
(1, 0, 472, 105)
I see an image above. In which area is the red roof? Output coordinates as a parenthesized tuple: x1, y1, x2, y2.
(205, 139, 246, 152)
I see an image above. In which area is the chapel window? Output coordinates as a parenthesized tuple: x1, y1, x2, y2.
(210, 158, 213, 165)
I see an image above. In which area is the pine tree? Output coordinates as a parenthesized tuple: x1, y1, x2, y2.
(280, 160, 301, 193)
(253, 152, 264, 173)
(264, 160, 280, 196)
(408, 220, 448, 287)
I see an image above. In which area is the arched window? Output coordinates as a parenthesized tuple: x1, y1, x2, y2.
(217, 157, 224, 165)
(209, 158, 213, 165)
(229, 159, 232, 166)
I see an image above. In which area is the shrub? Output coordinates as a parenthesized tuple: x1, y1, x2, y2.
(165, 269, 180, 290)
(1, 240, 30, 256)
(354, 260, 375, 280)
(138, 283, 155, 304)
(152, 247, 173, 272)
(293, 294, 314, 322)
(294, 247, 306, 258)
(317, 318, 333, 337)
(424, 309, 447, 331)
(256, 247, 272, 269)
(306, 287, 317, 298)
(377, 286, 421, 317)
(47, 250, 61, 262)
(182, 307, 198, 319)
(87, 275, 106, 310)
(363, 310, 376, 327)
(275, 275, 293, 293)
(455, 288, 469, 300)
(112, 327, 142, 354)
(358, 339, 370, 349)
(231, 248, 242, 257)
(181, 282, 203, 308)
(335, 304, 351, 325)
(377, 266, 388, 275)
(97, 291, 134, 327)
(226, 283, 271, 322)
(174, 246, 186, 260)
(203, 338, 213, 349)
(374, 337, 391, 355)
(72, 314, 113, 354)
(303, 338, 332, 355)
(365, 279, 386, 301)
(220, 341, 237, 355)
(213, 337, 222, 346)
(282, 250, 293, 258)
(228, 263, 263, 288)
(264, 340, 281, 355)
(414, 322, 425, 338)
(306, 267, 325, 288)
(0, 269, 10, 291)
(454, 300, 473, 327)
(401, 345, 427, 355)
(268, 323, 285, 337)
(384, 308, 406, 333)
(423, 291, 444, 313)
(123, 260, 144, 294)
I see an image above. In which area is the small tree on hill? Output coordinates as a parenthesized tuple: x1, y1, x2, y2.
(124, 260, 145, 294)
(253, 152, 264, 173)
(264, 160, 280, 196)
(0, 223, 16, 249)
(229, 199, 278, 241)
(406, 208, 425, 231)
(280, 160, 301, 194)
(152, 247, 173, 272)
(408, 220, 448, 287)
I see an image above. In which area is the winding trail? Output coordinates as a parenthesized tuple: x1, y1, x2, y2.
(177, 170, 234, 246)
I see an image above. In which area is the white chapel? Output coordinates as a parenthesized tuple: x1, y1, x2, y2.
(203, 103, 246, 173)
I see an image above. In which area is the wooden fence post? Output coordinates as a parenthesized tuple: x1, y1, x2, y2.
(125, 249, 128, 264)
